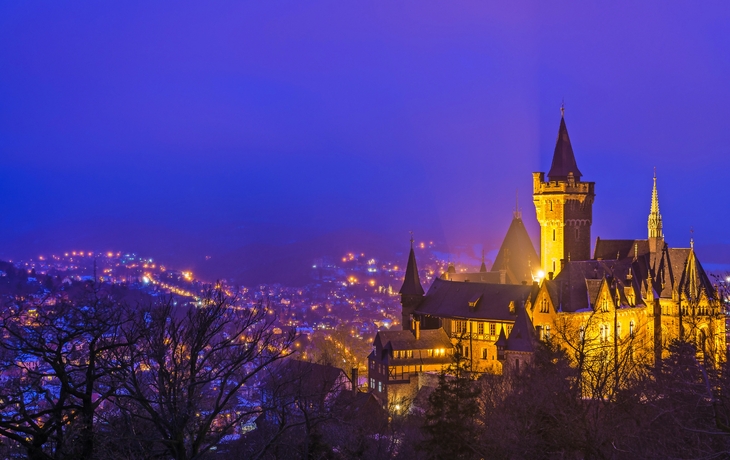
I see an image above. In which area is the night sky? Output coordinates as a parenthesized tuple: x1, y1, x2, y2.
(2, 2, 730, 282)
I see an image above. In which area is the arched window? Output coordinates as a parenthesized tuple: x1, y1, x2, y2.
(629, 320, 635, 338)
(545, 324, 551, 340)
(616, 322, 621, 339)
(553, 229, 556, 241)
(579, 325, 585, 341)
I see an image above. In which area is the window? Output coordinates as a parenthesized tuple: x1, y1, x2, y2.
(406, 350, 413, 359)
(453, 320, 467, 335)
(553, 229, 556, 241)
(600, 325, 609, 342)
(629, 320, 635, 338)
(464, 346, 469, 358)
(489, 323, 496, 336)
(540, 297, 549, 313)
(427, 349, 433, 357)
(549, 201, 553, 211)
(477, 322, 484, 335)
(481, 348, 488, 359)
(544, 324, 551, 340)
(378, 381, 382, 393)
(575, 227, 580, 239)
(579, 325, 585, 341)
(616, 322, 621, 339)
(370, 378, 375, 389)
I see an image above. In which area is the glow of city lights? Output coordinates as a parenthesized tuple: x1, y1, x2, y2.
(537, 270, 545, 280)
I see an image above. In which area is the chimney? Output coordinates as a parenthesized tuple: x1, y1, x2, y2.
(414, 319, 421, 340)
(351, 367, 358, 395)
(548, 271, 554, 280)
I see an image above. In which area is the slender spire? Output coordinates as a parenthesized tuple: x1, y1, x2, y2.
(648, 170, 663, 239)
(399, 234, 424, 296)
(514, 189, 521, 219)
(480, 249, 487, 273)
(547, 105, 582, 182)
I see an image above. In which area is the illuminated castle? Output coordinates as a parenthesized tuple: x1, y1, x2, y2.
(368, 108, 725, 406)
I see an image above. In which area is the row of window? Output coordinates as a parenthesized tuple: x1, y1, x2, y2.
(577, 320, 636, 342)
(392, 348, 447, 359)
(452, 320, 502, 336)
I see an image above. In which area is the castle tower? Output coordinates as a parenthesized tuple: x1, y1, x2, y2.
(648, 171, 664, 257)
(399, 236, 424, 330)
(533, 107, 595, 276)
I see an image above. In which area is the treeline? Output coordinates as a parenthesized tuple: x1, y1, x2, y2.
(0, 276, 295, 460)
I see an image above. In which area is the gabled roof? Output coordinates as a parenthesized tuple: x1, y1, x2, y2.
(678, 245, 716, 302)
(415, 278, 533, 321)
(399, 246, 424, 296)
(547, 115, 583, 182)
(375, 328, 452, 352)
(506, 304, 536, 353)
(491, 216, 540, 285)
(553, 258, 648, 312)
(264, 359, 348, 401)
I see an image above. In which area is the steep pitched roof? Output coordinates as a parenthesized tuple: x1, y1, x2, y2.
(506, 304, 536, 353)
(491, 216, 540, 284)
(399, 246, 424, 296)
(415, 278, 532, 321)
(553, 258, 649, 312)
(678, 245, 716, 302)
(495, 325, 508, 348)
(593, 238, 649, 261)
(547, 115, 583, 182)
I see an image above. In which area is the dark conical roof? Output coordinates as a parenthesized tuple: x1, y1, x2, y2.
(495, 325, 508, 348)
(399, 246, 424, 296)
(547, 115, 582, 182)
(506, 303, 536, 353)
(491, 216, 540, 284)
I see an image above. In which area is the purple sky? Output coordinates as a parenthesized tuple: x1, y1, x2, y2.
(2, 2, 730, 280)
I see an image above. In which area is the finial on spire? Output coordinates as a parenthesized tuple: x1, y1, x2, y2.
(648, 170, 663, 239)
(560, 99, 565, 118)
(409, 230, 414, 248)
(690, 227, 694, 249)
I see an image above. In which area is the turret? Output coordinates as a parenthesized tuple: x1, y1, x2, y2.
(399, 236, 424, 330)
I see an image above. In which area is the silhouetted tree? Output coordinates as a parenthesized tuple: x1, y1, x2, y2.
(421, 341, 482, 460)
(113, 289, 295, 460)
(0, 284, 134, 460)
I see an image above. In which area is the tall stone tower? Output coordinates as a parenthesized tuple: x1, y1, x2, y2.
(533, 108, 595, 276)
(399, 237, 424, 330)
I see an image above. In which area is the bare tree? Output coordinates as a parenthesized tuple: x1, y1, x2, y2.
(114, 288, 295, 460)
(0, 284, 134, 460)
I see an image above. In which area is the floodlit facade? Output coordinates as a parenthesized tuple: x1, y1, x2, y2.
(370, 108, 725, 404)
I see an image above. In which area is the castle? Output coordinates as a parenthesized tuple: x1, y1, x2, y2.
(368, 108, 725, 407)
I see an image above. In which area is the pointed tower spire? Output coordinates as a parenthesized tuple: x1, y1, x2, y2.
(399, 233, 424, 296)
(648, 169, 663, 239)
(547, 105, 582, 182)
(480, 249, 487, 273)
(399, 233, 425, 331)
